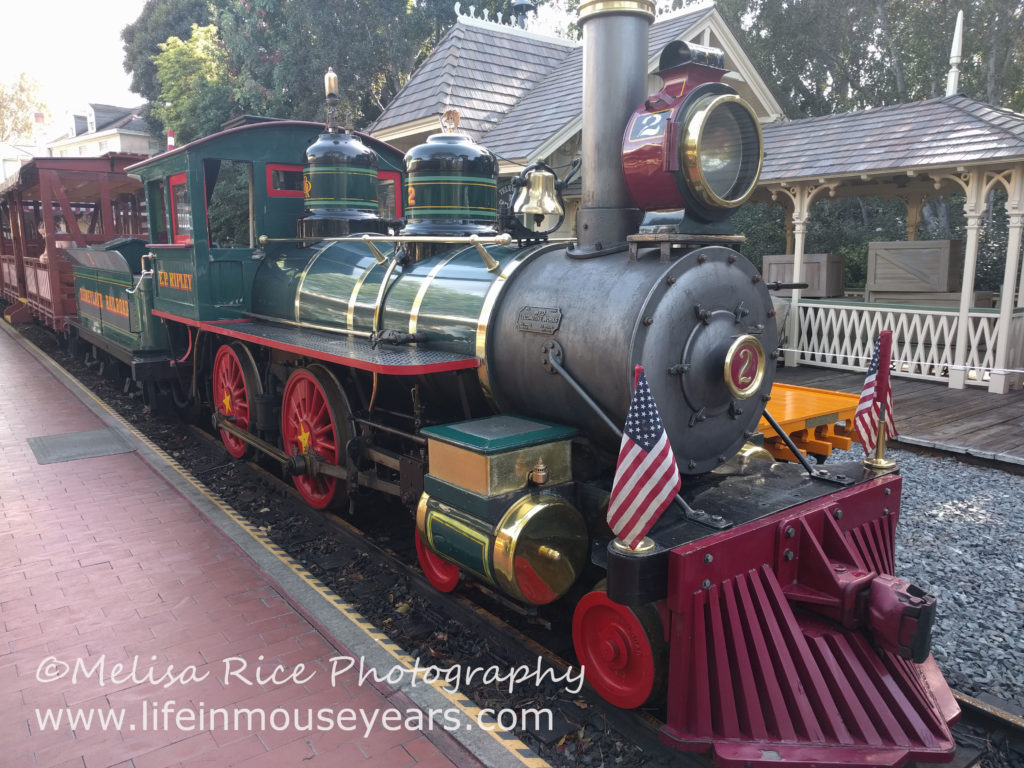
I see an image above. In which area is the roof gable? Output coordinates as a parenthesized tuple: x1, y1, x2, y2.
(90, 104, 137, 132)
(481, 6, 742, 161)
(369, 17, 575, 143)
(760, 95, 1024, 182)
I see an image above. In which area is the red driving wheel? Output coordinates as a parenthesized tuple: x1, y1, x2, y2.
(212, 342, 261, 459)
(281, 365, 351, 509)
(415, 528, 460, 592)
(572, 585, 666, 709)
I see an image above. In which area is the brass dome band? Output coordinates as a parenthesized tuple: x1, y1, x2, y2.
(681, 93, 764, 209)
(578, 0, 656, 22)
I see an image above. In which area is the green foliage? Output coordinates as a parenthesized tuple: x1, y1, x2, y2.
(0, 73, 47, 143)
(150, 24, 234, 143)
(803, 197, 907, 291)
(732, 202, 785, 272)
(714, 0, 1024, 116)
(207, 160, 252, 247)
(121, 0, 220, 109)
(212, 0, 506, 127)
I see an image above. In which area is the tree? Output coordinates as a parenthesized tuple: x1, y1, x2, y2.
(121, 0, 225, 137)
(0, 74, 47, 144)
(714, 0, 1024, 117)
(150, 24, 234, 143)
(121, 0, 220, 103)
(213, 0, 506, 127)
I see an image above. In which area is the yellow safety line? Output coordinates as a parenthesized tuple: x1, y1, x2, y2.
(7, 324, 549, 768)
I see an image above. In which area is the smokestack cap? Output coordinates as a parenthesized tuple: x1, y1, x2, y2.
(578, 0, 655, 23)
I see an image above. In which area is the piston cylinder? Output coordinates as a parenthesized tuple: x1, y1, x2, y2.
(417, 491, 588, 605)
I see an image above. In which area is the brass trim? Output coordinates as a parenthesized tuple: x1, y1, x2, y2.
(360, 234, 388, 266)
(294, 241, 336, 324)
(681, 93, 764, 209)
(469, 235, 500, 272)
(409, 250, 464, 335)
(372, 258, 402, 335)
(863, 409, 897, 470)
(492, 494, 584, 603)
(260, 233, 513, 246)
(475, 244, 554, 407)
(611, 536, 656, 553)
(346, 260, 381, 330)
(415, 492, 430, 539)
(578, 0, 655, 22)
(724, 334, 766, 399)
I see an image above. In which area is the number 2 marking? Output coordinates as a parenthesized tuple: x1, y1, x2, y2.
(636, 113, 664, 137)
(738, 347, 755, 386)
(407, 186, 416, 208)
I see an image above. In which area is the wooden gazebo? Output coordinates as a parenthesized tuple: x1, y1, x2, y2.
(755, 94, 1024, 394)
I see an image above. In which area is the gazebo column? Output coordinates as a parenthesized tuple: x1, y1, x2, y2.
(950, 172, 986, 389)
(991, 166, 1024, 392)
(785, 214, 808, 366)
(771, 182, 836, 367)
(904, 196, 922, 241)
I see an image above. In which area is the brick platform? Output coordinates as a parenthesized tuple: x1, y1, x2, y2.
(0, 324, 480, 768)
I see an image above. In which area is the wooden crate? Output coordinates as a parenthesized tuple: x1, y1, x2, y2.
(866, 240, 964, 299)
(762, 253, 844, 297)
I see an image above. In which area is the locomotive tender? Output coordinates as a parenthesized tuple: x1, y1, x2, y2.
(61, 2, 960, 765)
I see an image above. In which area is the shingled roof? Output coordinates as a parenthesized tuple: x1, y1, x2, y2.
(761, 95, 1024, 183)
(368, 19, 575, 139)
(481, 6, 715, 159)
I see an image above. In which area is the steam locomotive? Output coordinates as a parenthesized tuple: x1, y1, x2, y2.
(54, 1, 959, 765)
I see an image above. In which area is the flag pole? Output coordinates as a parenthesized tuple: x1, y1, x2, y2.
(863, 402, 897, 470)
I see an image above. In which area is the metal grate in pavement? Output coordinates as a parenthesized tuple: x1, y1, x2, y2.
(27, 428, 135, 464)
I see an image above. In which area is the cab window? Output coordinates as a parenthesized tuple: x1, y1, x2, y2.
(205, 159, 253, 248)
(169, 173, 192, 244)
(378, 170, 402, 219)
(266, 163, 304, 198)
(147, 180, 168, 244)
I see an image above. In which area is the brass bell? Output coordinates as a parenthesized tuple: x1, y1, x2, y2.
(513, 166, 564, 217)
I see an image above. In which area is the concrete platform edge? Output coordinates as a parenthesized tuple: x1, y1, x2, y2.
(0, 321, 547, 768)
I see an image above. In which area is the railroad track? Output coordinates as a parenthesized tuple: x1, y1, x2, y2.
(949, 691, 1024, 767)
(181, 423, 699, 766)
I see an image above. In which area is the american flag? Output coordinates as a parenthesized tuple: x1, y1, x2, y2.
(855, 330, 897, 454)
(606, 366, 682, 549)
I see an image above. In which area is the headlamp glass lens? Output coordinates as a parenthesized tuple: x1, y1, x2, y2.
(699, 104, 749, 200)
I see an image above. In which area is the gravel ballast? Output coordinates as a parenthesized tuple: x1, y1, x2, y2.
(829, 443, 1024, 712)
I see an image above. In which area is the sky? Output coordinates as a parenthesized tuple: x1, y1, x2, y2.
(2, 0, 148, 127)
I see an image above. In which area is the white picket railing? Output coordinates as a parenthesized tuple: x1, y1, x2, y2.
(794, 300, 1024, 387)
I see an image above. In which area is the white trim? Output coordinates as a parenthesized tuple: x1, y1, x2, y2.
(457, 12, 577, 47)
(696, 14, 785, 121)
(371, 116, 439, 143)
(48, 125, 147, 152)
